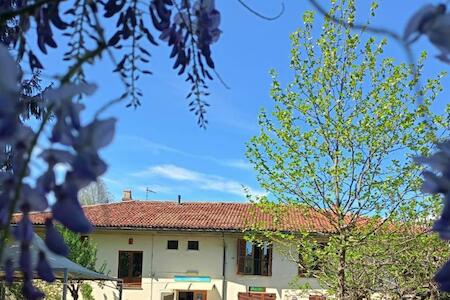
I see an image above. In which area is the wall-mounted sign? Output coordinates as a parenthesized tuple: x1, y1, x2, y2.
(174, 276, 211, 282)
(249, 287, 266, 292)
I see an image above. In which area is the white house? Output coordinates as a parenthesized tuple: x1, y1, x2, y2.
(24, 191, 331, 300)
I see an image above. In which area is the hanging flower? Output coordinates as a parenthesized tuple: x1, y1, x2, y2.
(44, 218, 69, 256)
(36, 251, 55, 282)
(4, 258, 14, 284)
(404, 4, 450, 63)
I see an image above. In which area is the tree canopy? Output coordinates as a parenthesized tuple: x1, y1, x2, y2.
(246, 1, 450, 299)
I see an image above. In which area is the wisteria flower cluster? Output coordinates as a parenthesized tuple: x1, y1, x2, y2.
(405, 2, 450, 292)
(149, 0, 221, 126)
(0, 44, 116, 299)
(404, 4, 450, 63)
(0, 0, 222, 127)
(416, 141, 450, 290)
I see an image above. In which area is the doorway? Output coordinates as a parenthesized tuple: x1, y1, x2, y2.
(178, 291, 207, 300)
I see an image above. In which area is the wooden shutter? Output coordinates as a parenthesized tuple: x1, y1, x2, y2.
(237, 239, 246, 274)
(263, 294, 276, 300)
(238, 293, 251, 300)
(238, 293, 276, 300)
(309, 296, 326, 300)
(267, 245, 272, 276)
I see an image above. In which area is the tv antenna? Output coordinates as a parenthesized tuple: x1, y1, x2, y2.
(146, 187, 156, 200)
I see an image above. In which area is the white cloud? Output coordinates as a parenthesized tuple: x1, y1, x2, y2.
(133, 164, 201, 181)
(118, 135, 252, 171)
(132, 164, 264, 197)
(223, 159, 252, 170)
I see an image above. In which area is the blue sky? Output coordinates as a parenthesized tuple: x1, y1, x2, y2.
(40, 0, 450, 202)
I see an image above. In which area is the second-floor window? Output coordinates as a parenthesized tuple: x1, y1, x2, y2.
(167, 240, 178, 250)
(118, 251, 143, 288)
(237, 239, 272, 276)
(187, 240, 199, 250)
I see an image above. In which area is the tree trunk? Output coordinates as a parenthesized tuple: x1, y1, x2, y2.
(337, 246, 347, 300)
(429, 284, 439, 300)
(69, 283, 79, 300)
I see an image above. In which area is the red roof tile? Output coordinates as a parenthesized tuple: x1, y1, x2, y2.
(13, 201, 336, 232)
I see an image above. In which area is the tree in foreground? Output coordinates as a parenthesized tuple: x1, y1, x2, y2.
(328, 199, 450, 299)
(58, 226, 105, 300)
(246, 1, 450, 299)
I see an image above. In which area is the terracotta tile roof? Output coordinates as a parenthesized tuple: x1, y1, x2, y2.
(12, 200, 337, 233)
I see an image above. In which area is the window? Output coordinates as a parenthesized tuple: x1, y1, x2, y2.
(167, 240, 178, 250)
(80, 235, 89, 243)
(237, 239, 272, 276)
(118, 251, 143, 288)
(187, 240, 199, 250)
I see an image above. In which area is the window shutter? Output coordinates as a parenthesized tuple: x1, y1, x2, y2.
(267, 245, 273, 276)
(237, 239, 246, 274)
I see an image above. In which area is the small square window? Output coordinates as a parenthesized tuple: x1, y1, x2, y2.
(167, 240, 178, 250)
(187, 241, 199, 250)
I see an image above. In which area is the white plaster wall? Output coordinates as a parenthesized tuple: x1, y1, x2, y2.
(89, 232, 154, 300)
(223, 235, 324, 300)
(152, 233, 224, 278)
(83, 231, 325, 300)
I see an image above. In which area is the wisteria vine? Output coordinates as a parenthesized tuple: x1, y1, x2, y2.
(6, 0, 450, 298)
(0, 0, 286, 298)
(0, 0, 223, 127)
(0, 42, 114, 298)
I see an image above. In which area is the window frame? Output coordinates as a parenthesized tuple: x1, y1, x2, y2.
(117, 250, 143, 288)
(187, 240, 199, 251)
(236, 239, 272, 276)
(167, 240, 179, 250)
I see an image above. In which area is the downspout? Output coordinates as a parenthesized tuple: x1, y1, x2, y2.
(150, 234, 154, 300)
(222, 232, 227, 300)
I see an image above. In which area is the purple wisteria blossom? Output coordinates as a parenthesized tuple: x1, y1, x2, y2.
(416, 141, 450, 290)
(404, 4, 450, 63)
(36, 251, 55, 282)
(44, 218, 69, 256)
(0, 43, 116, 299)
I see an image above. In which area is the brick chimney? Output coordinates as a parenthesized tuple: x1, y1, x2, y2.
(122, 190, 132, 201)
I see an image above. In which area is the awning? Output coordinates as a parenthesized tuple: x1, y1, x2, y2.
(165, 282, 191, 290)
(0, 233, 121, 300)
(164, 282, 215, 291)
(189, 282, 215, 291)
(0, 234, 116, 281)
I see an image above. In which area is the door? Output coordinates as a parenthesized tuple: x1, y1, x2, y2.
(179, 292, 194, 300)
(194, 291, 207, 300)
(238, 292, 276, 300)
(179, 291, 207, 300)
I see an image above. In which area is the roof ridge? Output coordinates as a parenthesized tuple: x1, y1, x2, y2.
(81, 200, 251, 208)
(12, 201, 335, 233)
